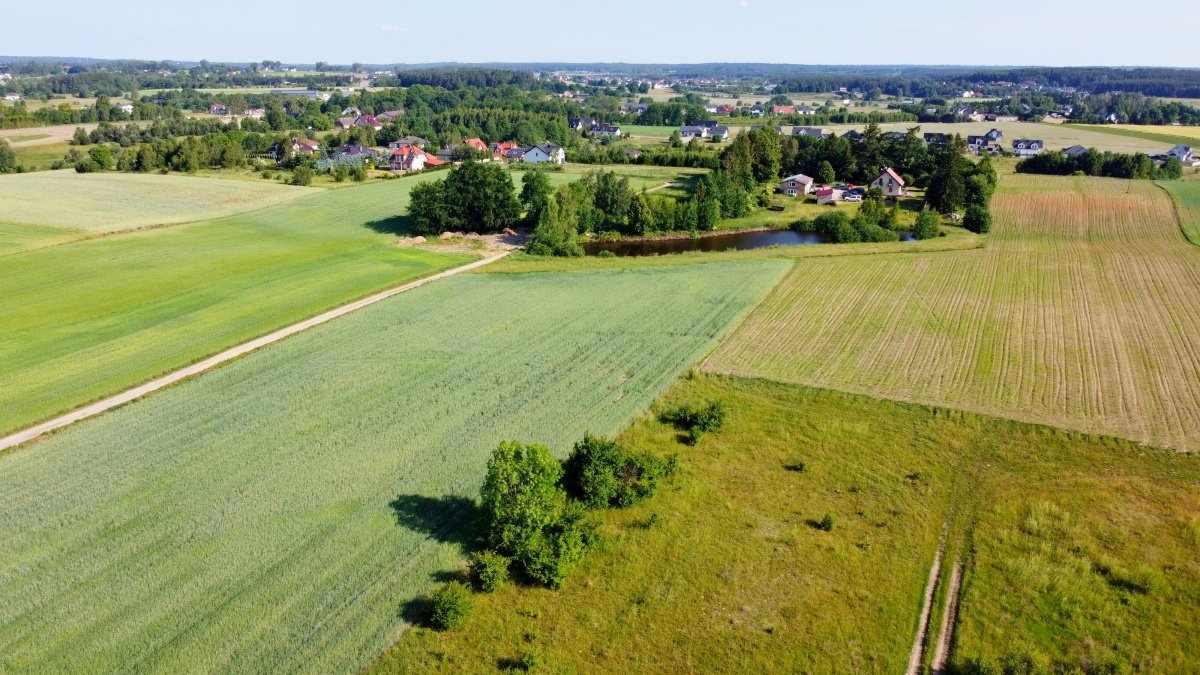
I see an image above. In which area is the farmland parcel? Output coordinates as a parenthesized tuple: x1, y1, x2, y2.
(0, 175, 472, 436)
(0, 261, 788, 673)
(706, 174, 1200, 452)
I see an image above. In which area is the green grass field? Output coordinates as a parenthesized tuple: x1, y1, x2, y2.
(820, 121, 1174, 154)
(374, 375, 1200, 673)
(705, 174, 1200, 453)
(1068, 123, 1200, 148)
(0, 261, 788, 673)
(0, 170, 316, 242)
(0, 175, 472, 436)
(1159, 180, 1200, 246)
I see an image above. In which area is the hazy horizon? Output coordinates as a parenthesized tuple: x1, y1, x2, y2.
(5, 0, 1198, 69)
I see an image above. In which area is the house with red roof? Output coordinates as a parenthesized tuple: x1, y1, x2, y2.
(463, 137, 489, 155)
(490, 141, 519, 160)
(869, 167, 906, 198)
(772, 105, 796, 115)
(388, 144, 445, 172)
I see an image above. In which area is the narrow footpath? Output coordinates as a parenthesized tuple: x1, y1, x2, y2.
(0, 251, 510, 452)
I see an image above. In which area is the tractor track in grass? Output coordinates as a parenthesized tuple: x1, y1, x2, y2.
(0, 251, 510, 453)
(931, 557, 964, 673)
(906, 536, 946, 675)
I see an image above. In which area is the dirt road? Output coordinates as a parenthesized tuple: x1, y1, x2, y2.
(906, 541, 945, 675)
(931, 558, 964, 673)
(0, 252, 509, 453)
(0, 121, 154, 147)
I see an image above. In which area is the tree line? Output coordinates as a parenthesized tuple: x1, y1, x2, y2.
(1016, 150, 1185, 180)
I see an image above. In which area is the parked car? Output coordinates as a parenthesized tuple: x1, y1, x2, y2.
(834, 182, 849, 190)
(844, 193, 863, 203)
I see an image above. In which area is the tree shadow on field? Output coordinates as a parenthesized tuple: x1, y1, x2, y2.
(389, 493, 485, 550)
(390, 493, 486, 628)
(363, 214, 412, 236)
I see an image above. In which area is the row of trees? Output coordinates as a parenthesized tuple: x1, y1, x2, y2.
(1016, 150, 1184, 180)
(408, 161, 522, 236)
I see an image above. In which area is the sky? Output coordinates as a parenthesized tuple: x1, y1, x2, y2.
(5, 0, 1199, 68)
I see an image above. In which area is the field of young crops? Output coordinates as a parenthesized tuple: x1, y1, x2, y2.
(705, 174, 1200, 452)
(1160, 179, 1200, 246)
(0, 260, 788, 673)
(0, 176, 472, 436)
(0, 170, 315, 243)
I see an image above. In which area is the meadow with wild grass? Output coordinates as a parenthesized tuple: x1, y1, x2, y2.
(0, 261, 788, 673)
(374, 375, 1200, 673)
(705, 174, 1200, 452)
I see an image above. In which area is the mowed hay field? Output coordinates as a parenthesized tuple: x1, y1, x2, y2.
(706, 174, 1200, 451)
(377, 375, 1200, 673)
(0, 175, 471, 436)
(0, 170, 316, 248)
(0, 261, 788, 674)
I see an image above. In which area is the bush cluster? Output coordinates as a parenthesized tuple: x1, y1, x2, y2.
(429, 580, 473, 631)
(562, 433, 669, 508)
(664, 400, 728, 444)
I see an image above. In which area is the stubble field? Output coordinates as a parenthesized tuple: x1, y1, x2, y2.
(705, 174, 1200, 452)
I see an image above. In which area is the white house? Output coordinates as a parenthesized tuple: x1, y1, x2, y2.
(709, 126, 730, 141)
(522, 143, 565, 165)
(679, 125, 709, 141)
(4, 92, 23, 101)
(1011, 139, 1044, 157)
(1167, 144, 1194, 163)
(870, 167, 906, 198)
(778, 174, 814, 197)
(591, 123, 622, 138)
(117, 103, 134, 114)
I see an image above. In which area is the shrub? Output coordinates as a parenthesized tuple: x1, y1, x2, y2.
(964, 205, 992, 234)
(817, 513, 835, 532)
(664, 401, 728, 444)
(562, 433, 667, 508)
(290, 165, 313, 186)
(469, 550, 511, 592)
(912, 206, 942, 240)
(429, 581, 473, 630)
(596, 250, 615, 258)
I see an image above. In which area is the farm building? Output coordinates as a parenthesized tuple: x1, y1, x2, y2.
(779, 174, 814, 197)
(870, 167, 906, 198)
(815, 188, 837, 205)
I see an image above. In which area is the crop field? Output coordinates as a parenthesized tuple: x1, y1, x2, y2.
(0, 261, 788, 673)
(1160, 180, 1200, 246)
(0, 175, 472, 436)
(545, 163, 708, 192)
(1065, 123, 1200, 150)
(820, 121, 1172, 154)
(0, 170, 316, 238)
(705, 174, 1200, 452)
(376, 375, 1200, 673)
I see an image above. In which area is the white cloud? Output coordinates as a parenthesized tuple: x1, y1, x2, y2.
(380, 23, 408, 33)
(738, 0, 749, 7)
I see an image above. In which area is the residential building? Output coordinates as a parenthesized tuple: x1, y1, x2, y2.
(389, 144, 444, 172)
(1062, 145, 1088, 158)
(1011, 139, 1044, 157)
(335, 117, 356, 130)
(841, 130, 863, 142)
(591, 123, 623, 138)
(622, 148, 643, 160)
(870, 167, 906, 198)
(331, 144, 375, 165)
(209, 103, 228, 115)
(244, 108, 265, 119)
(341, 106, 362, 117)
(1167, 144, 1194, 163)
(505, 147, 527, 161)
(521, 143, 565, 165)
(793, 126, 828, 138)
(376, 109, 405, 122)
(679, 125, 709, 141)
(463, 137, 489, 155)
(117, 104, 134, 114)
(694, 120, 719, 129)
(355, 115, 382, 131)
(815, 188, 837, 205)
(709, 126, 730, 141)
(389, 136, 429, 150)
(749, 104, 765, 117)
(270, 89, 331, 101)
(924, 132, 949, 145)
(568, 116, 597, 130)
(619, 102, 649, 115)
(772, 105, 796, 115)
(796, 105, 816, 115)
(778, 174, 815, 197)
(490, 141, 519, 160)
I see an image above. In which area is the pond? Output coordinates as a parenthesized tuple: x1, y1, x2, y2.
(583, 228, 915, 257)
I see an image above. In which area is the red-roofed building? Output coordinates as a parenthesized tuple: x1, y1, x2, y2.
(388, 145, 445, 172)
(490, 141, 519, 160)
(870, 167, 906, 198)
(814, 188, 837, 205)
(463, 137, 489, 155)
(772, 105, 796, 115)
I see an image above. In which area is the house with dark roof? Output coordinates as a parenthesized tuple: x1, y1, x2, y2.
(841, 130, 863, 142)
(330, 144, 375, 165)
(355, 115, 382, 131)
(209, 103, 228, 116)
(793, 126, 828, 138)
(389, 136, 429, 150)
(1167, 144, 1194, 163)
(709, 126, 730, 141)
(679, 125, 709, 141)
(376, 109, 405, 122)
(694, 120, 719, 129)
(335, 117, 356, 130)
(521, 143, 565, 165)
(591, 123, 623, 138)
(1062, 145, 1088, 158)
(1011, 139, 1044, 157)
(923, 132, 949, 145)
(568, 116, 597, 131)
(796, 105, 816, 115)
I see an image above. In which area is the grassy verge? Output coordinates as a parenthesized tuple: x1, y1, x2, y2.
(1157, 180, 1200, 246)
(373, 374, 1200, 673)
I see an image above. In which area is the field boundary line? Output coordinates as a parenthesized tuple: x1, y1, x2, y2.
(0, 251, 510, 453)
